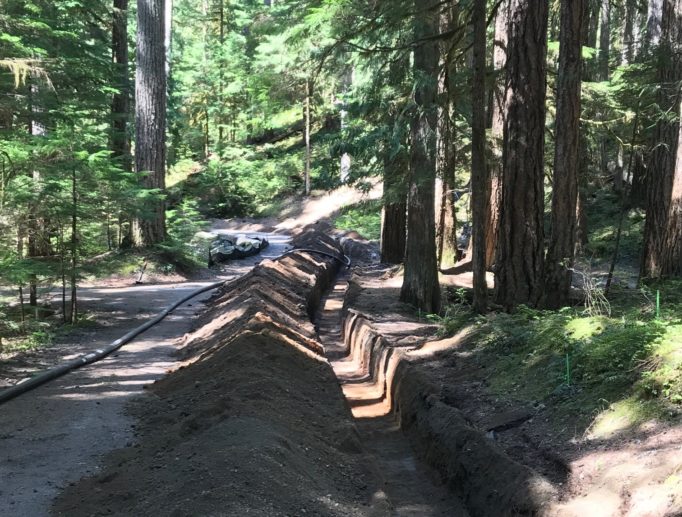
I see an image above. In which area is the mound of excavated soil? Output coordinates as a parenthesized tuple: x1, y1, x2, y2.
(53, 230, 386, 517)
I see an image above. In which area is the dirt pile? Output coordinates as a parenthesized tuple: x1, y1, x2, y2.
(53, 230, 387, 517)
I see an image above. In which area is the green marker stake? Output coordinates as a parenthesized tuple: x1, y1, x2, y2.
(565, 353, 571, 387)
(656, 290, 660, 320)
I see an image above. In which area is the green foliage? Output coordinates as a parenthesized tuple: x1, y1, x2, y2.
(162, 199, 210, 272)
(446, 284, 681, 435)
(0, 316, 53, 353)
(427, 300, 472, 338)
(333, 199, 382, 241)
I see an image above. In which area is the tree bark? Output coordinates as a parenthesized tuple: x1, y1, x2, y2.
(544, 0, 584, 309)
(598, 0, 610, 82)
(400, 0, 441, 313)
(304, 78, 312, 196)
(576, 0, 598, 250)
(70, 167, 78, 324)
(641, 0, 682, 279)
(597, 0, 611, 185)
(485, 0, 507, 270)
(586, 0, 600, 49)
(380, 152, 407, 264)
(645, 0, 664, 51)
(27, 81, 50, 309)
(494, 0, 548, 310)
(111, 0, 131, 172)
(218, 0, 225, 148)
(631, 0, 666, 209)
(133, 0, 167, 247)
(436, 2, 458, 269)
(621, 0, 640, 64)
(471, 0, 488, 313)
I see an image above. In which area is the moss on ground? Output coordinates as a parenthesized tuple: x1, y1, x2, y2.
(436, 279, 682, 440)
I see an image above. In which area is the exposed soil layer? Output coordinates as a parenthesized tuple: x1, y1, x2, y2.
(317, 274, 469, 516)
(0, 231, 285, 389)
(0, 232, 291, 517)
(336, 265, 682, 517)
(52, 230, 390, 516)
(335, 266, 558, 516)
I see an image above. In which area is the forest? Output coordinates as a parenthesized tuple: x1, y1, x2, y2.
(2, 0, 682, 514)
(2, 0, 681, 317)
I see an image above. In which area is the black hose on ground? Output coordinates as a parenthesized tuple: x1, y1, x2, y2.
(0, 280, 225, 406)
(286, 248, 352, 268)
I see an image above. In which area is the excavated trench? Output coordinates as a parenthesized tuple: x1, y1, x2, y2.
(52, 228, 551, 516)
(53, 229, 423, 516)
(321, 266, 558, 517)
(317, 273, 468, 517)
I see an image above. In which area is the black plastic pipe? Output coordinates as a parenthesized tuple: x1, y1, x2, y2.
(287, 248, 352, 268)
(0, 280, 225, 406)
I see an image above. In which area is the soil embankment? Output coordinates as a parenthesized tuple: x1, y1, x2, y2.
(0, 233, 290, 517)
(329, 264, 682, 516)
(52, 230, 392, 516)
(327, 266, 557, 516)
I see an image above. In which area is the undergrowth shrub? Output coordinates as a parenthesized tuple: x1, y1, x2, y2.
(334, 199, 381, 241)
(157, 200, 210, 273)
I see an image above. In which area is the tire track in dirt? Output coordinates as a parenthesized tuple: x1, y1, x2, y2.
(317, 274, 469, 517)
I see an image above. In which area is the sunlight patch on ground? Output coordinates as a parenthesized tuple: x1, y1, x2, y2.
(556, 428, 682, 516)
(276, 179, 382, 230)
(55, 390, 137, 400)
(586, 398, 659, 440)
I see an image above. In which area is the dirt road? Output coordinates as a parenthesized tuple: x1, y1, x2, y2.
(0, 233, 290, 517)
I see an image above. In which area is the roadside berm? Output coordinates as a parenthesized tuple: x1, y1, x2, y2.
(53, 229, 391, 516)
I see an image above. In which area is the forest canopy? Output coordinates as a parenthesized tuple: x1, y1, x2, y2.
(1, 0, 681, 320)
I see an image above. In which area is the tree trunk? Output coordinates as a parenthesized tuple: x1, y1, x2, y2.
(598, 0, 610, 81)
(304, 78, 312, 196)
(631, 0, 666, 210)
(380, 152, 407, 264)
(645, 0, 664, 51)
(621, 0, 640, 64)
(544, 0, 584, 309)
(28, 81, 50, 309)
(586, 0, 600, 49)
(485, 0, 507, 270)
(111, 0, 131, 172)
(597, 0, 611, 185)
(133, 0, 167, 247)
(436, 2, 458, 269)
(630, 152, 648, 207)
(70, 167, 78, 324)
(641, 0, 682, 279)
(437, 171, 458, 268)
(16, 224, 26, 330)
(471, 0, 489, 313)
(576, 0, 598, 251)
(494, 0, 548, 310)
(18, 286, 25, 331)
(60, 224, 67, 323)
(400, 0, 441, 314)
(218, 0, 225, 148)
